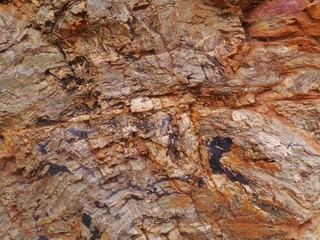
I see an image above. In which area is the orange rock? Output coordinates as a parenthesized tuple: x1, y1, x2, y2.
(306, 1, 320, 19)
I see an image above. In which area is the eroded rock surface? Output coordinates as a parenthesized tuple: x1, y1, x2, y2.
(0, 0, 320, 239)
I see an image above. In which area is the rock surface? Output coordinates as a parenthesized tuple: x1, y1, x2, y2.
(0, 0, 320, 239)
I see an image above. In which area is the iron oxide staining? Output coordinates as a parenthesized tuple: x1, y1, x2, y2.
(208, 137, 248, 185)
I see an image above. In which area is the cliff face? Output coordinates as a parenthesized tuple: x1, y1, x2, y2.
(0, 0, 320, 239)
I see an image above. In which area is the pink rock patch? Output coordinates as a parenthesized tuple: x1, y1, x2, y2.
(247, 0, 306, 22)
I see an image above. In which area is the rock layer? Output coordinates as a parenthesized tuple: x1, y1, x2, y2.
(0, 0, 320, 239)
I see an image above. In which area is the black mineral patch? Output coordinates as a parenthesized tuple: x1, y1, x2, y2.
(39, 142, 48, 154)
(197, 177, 205, 187)
(67, 128, 88, 139)
(45, 21, 55, 28)
(208, 137, 249, 185)
(141, 49, 156, 56)
(82, 213, 92, 228)
(208, 137, 233, 174)
(224, 169, 249, 185)
(123, 53, 139, 61)
(36, 118, 59, 126)
(48, 163, 70, 176)
(90, 227, 101, 240)
(39, 236, 49, 240)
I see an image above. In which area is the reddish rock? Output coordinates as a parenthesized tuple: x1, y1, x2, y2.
(0, 0, 320, 239)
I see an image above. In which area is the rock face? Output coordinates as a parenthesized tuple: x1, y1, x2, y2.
(0, 0, 320, 239)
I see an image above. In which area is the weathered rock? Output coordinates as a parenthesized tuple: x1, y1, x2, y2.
(1, 0, 320, 239)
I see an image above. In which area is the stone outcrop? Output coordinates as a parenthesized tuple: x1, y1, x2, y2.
(0, 0, 320, 239)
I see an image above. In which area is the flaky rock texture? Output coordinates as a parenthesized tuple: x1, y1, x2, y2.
(0, 0, 320, 239)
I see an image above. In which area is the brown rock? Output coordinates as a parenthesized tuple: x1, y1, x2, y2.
(0, 0, 320, 239)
